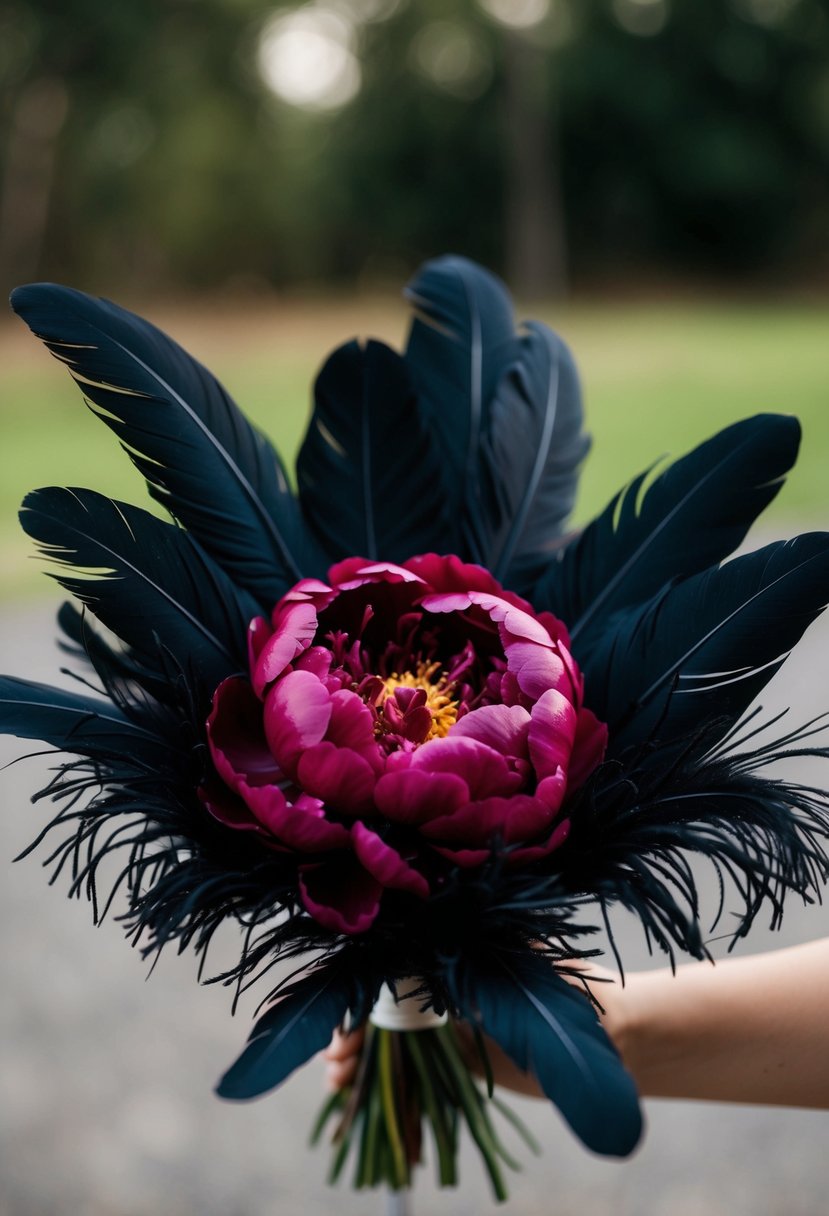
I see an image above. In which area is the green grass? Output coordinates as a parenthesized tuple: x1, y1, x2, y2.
(1, 296, 827, 603)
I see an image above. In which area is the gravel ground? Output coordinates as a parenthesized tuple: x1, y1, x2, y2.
(2, 597, 829, 1216)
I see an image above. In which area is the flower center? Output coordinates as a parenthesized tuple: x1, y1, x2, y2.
(381, 660, 459, 741)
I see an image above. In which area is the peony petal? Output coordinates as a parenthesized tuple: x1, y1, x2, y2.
(504, 640, 570, 702)
(421, 794, 556, 847)
(406, 554, 535, 613)
(409, 736, 523, 800)
(449, 703, 530, 759)
(247, 616, 271, 678)
(264, 670, 332, 776)
(198, 782, 263, 833)
(239, 780, 350, 851)
(567, 705, 608, 792)
(528, 688, 578, 781)
(300, 859, 382, 935)
(297, 741, 377, 815)
(253, 601, 319, 696)
(328, 558, 425, 590)
(352, 822, 430, 898)
(374, 768, 469, 825)
(327, 690, 384, 773)
(207, 676, 282, 792)
(509, 818, 571, 865)
(536, 767, 568, 813)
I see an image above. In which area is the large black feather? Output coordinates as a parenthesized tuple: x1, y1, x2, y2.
(297, 339, 451, 562)
(537, 415, 800, 644)
(583, 533, 829, 752)
(453, 951, 642, 1157)
(11, 283, 321, 605)
(482, 321, 589, 586)
(404, 255, 519, 560)
(21, 487, 258, 694)
(216, 963, 354, 1099)
(0, 674, 165, 767)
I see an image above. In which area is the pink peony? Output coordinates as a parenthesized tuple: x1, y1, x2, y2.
(201, 555, 607, 935)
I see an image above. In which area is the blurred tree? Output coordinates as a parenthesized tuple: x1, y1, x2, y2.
(1, 0, 827, 295)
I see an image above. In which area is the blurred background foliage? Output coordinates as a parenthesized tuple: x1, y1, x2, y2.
(1, 0, 829, 602)
(2, 0, 829, 297)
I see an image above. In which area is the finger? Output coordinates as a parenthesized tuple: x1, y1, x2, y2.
(322, 1025, 365, 1062)
(326, 1056, 360, 1092)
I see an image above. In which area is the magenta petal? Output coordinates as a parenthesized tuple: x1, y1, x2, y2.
(449, 704, 530, 759)
(239, 781, 350, 851)
(207, 677, 282, 792)
(568, 705, 608, 792)
(374, 768, 469, 824)
(300, 860, 382, 935)
(327, 691, 384, 773)
(528, 688, 578, 781)
(509, 818, 571, 865)
(297, 741, 377, 814)
(198, 783, 262, 833)
(247, 616, 271, 678)
(421, 794, 556, 847)
(264, 670, 332, 776)
(352, 822, 430, 898)
(410, 736, 522, 800)
(505, 640, 569, 702)
(253, 601, 319, 696)
(536, 767, 567, 813)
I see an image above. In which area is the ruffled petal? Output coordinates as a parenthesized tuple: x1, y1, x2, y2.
(421, 793, 556, 847)
(264, 670, 332, 776)
(351, 822, 430, 898)
(253, 601, 319, 696)
(409, 735, 523, 800)
(207, 676, 282, 792)
(299, 859, 382, 934)
(528, 687, 578, 781)
(374, 766, 470, 824)
(568, 705, 608, 792)
(239, 780, 351, 851)
(297, 741, 377, 815)
(449, 703, 530, 759)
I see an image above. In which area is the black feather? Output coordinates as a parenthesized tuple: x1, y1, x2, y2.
(216, 962, 355, 1099)
(482, 321, 589, 586)
(0, 674, 165, 767)
(11, 283, 322, 605)
(582, 533, 829, 753)
(21, 487, 258, 694)
(404, 255, 520, 561)
(536, 414, 800, 644)
(452, 951, 642, 1157)
(297, 339, 451, 562)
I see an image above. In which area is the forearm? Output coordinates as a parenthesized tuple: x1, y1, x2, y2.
(613, 939, 829, 1108)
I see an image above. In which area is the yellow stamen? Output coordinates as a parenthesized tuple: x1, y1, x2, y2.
(381, 659, 459, 739)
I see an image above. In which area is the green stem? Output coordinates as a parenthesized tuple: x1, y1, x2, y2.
(405, 1031, 457, 1186)
(433, 1025, 508, 1201)
(378, 1028, 410, 1189)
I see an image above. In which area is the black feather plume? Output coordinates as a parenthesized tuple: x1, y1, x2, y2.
(297, 339, 451, 562)
(21, 487, 258, 695)
(582, 533, 829, 752)
(11, 283, 323, 605)
(536, 414, 800, 644)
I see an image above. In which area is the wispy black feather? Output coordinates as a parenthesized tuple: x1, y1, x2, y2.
(297, 339, 451, 562)
(21, 487, 258, 695)
(11, 283, 322, 606)
(583, 533, 829, 753)
(536, 414, 800, 644)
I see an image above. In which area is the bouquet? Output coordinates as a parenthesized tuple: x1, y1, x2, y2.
(4, 256, 829, 1200)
